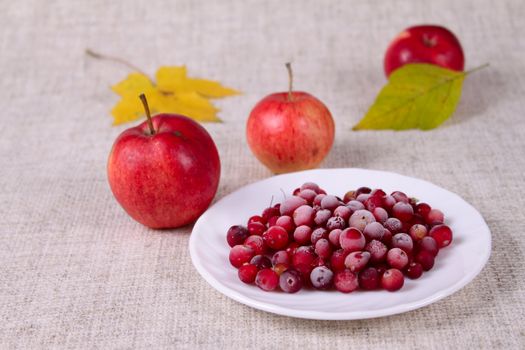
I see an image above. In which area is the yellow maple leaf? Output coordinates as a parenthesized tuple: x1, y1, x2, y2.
(111, 66, 239, 125)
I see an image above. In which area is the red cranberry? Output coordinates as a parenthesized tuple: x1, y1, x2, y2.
(326, 216, 346, 230)
(415, 202, 431, 217)
(330, 249, 349, 273)
(405, 262, 423, 279)
(386, 248, 409, 270)
(255, 268, 279, 291)
(415, 250, 435, 271)
(333, 205, 352, 221)
(262, 206, 280, 222)
(238, 264, 258, 284)
(226, 225, 249, 247)
(247, 221, 266, 236)
(429, 224, 453, 248)
(339, 228, 366, 252)
(229, 245, 255, 268)
(343, 190, 357, 203)
(292, 246, 316, 267)
(250, 255, 272, 270)
(365, 239, 388, 263)
(426, 209, 444, 225)
(373, 207, 389, 223)
(392, 202, 414, 222)
(244, 235, 266, 255)
(334, 269, 359, 293)
(409, 223, 428, 241)
(363, 222, 385, 241)
(310, 266, 334, 289)
(298, 189, 317, 204)
(381, 268, 404, 291)
(391, 191, 409, 203)
(358, 267, 380, 290)
(344, 251, 371, 272)
(315, 238, 332, 259)
(279, 269, 303, 293)
(311, 227, 328, 244)
(384, 217, 403, 233)
(248, 215, 267, 225)
(271, 250, 290, 266)
(280, 196, 307, 216)
(263, 226, 289, 250)
(419, 236, 439, 256)
(392, 233, 414, 253)
(328, 229, 342, 248)
(293, 225, 312, 245)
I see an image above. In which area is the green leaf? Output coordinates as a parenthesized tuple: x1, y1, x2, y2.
(353, 64, 466, 131)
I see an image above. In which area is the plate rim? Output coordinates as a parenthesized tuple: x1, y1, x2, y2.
(189, 168, 492, 320)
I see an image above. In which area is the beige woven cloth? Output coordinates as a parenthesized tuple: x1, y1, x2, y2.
(1, 0, 524, 348)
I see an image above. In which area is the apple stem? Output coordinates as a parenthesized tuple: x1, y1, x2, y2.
(465, 63, 490, 76)
(139, 94, 156, 135)
(285, 62, 294, 102)
(85, 48, 154, 81)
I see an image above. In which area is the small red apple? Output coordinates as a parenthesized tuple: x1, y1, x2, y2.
(107, 94, 220, 229)
(384, 25, 465, 77)
(246, 63, 335, 174)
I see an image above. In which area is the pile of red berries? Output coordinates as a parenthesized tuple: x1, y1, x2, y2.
(227, 183, 453, 293)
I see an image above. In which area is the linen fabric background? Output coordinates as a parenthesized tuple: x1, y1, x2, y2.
(1, 0, 524, 348)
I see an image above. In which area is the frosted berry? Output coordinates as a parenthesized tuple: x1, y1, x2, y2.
(365, 239, 388, 263)
(293, 225, 312, 245)
(416, 250, 435, 271)
(315, 238, 332, 259)
(311, 227, 328, 244)
(333, 205, 352, 221)
(271, 250, 290, 266)
(409, 224, 428, 241)
(310, 266, 334, 289)
(386, 248, 409, 270)
(363, 222, 385, 241)
(326, 216, 346, 231)
(405, 262, 423, 279)
(328, 229, 342, 247)
(275, 215, 295, 233)
(244, 235, 266, 255)
(339, 228, 366, 252)
(392, 233, 414, 253)
(419, 236, 439, 256)
(344, 251, 371, 272)
(293, 205, 315, 226)
(280, 196, 307, 216)
(349, 209, 376, 231)
(330, 249, 349, 272)
(358, 267, 380, 290)
(334, 269, 359, 293)
(279, 269, 303, 293)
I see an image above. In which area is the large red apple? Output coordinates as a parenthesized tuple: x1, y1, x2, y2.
(107, 94, 220, 229)
(246, 64, 335, 174)
(384, 25, 465, 77)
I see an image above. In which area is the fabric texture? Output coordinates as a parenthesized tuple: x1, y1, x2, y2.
(1, 0, 524, 348)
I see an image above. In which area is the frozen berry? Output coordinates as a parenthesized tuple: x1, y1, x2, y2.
(321, 195, 341, 211)
(300, 182, 320, 193)
(386, 248, 409, 270)
(227, 225, 249, 247)
(292, 246, 316, 267)
(255, 268, 279, 291)
(238, 264, 258, 284)
(247, 221, 266, 236)
(298, 189, 317, 204)
(415, 250, 435, 271)
(315, 238, 332, 259)
(311, 227, 328, 244)
(429, 224, 453, 248)
(248, 215, 267, 225)
(229, 245, 255, 268)
(391, 191, 409, 203)
(426, 209, 444, 225)
(358, 267, 380, 290)
(313, 193, 326, 206)
(262, 206, 280, 222)
(330, 249, 349, 272)
(381, 268, 404, 291)
(328, 229, 342, 247)
(373, 207, 389, 223)
(405, 262, 423, 279)
(279, 269, 303, 293)
(340, 228, 366, 252)
(267, 216, 279, 227)
(365, 195, 383, 212)
(326, 216, 346, 230)
(271, 250, 290, 266)
(314, 209, 332, 226)
(250, 255, 272, 270)
(363, 222, 385, 241)
(365, 239, 388, 263)
(392, 233, 414, 253)
(343, 190, 357, 203)
(415, 202, 431, 218)
(382, 195, 396, 211)
(370, 188, 386, 197)
(344, 251, 371, 272)
(346, 200, 365, 214)
(384, 217, 403, 233)
(419, 236, 439, 256)
(409, 224, 428, 241)
(392, 202, 414, 222)
(334, 269, 359, 293)
(333, 205, 352, 221)
(280, 196, 307, 216)
(244, 235, 265, 255)
(356, 193, 370, 203)
(310, 266, 334, 289)
(263, 226, 289, 250)
(293, 225, 312, 245)
(293, 205, 315, 226)
(349, 209, 376, 231)
(275, 215, 295, 233)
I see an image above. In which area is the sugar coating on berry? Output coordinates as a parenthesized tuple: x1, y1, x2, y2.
(293, 205, 315, 226)
(280, 196, 307, 216)
(339, 228, 366, 252)
(293, 225, 312, 245)
(314, 209, 332, 226)
(363, 221, 385, 241)
(334, 269, 358, 293)
(349, 209, 376, 232)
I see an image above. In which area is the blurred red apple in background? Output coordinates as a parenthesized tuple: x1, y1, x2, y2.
(384, 25, 465, 77)
(246, 63, 335, 174)
(107, 94, 220, 229)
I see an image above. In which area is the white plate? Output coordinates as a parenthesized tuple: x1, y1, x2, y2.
(189, 168, 491, 320)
